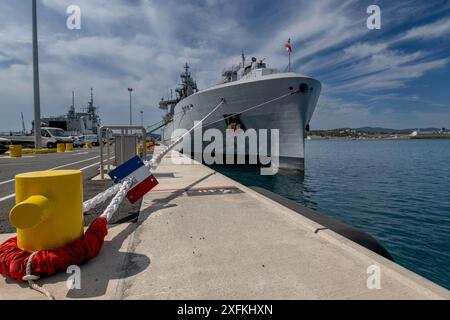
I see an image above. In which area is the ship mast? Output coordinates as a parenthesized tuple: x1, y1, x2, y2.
(159, 63, 198, 114)
(21, 112, 26, 134)
(90, 88, 94, 106)
(87, 88, 95, 114)
(69, 91, 75, 114)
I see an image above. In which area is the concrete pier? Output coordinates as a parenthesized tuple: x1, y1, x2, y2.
(0, 146, 449, 299)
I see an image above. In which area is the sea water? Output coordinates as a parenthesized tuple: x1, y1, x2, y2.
(211, 139, 450, 290)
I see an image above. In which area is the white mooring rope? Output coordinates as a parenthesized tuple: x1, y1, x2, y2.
(202, 91, 294, 129)
(100, 178, 134, 222)
(83, 183, 122, 213)
(145, 99, 226, 170)
(23, 252, 55, 300)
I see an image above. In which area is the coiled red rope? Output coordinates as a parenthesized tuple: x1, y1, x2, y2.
(0, 217, 108, 282)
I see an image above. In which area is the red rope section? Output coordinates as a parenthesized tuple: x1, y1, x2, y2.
(0, 217, 108, 282)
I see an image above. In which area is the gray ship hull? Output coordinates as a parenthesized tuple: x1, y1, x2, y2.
(161, 72, 321, 171)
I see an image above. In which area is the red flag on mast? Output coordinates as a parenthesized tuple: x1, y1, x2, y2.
(285, 38, 292, 54)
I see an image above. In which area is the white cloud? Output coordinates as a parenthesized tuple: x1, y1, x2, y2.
(343, 43, 389, 59)
(397, 17, 450, 42)
(332, 57, 449, 91)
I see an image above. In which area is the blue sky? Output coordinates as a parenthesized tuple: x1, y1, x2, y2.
(0, 0, 449, 131)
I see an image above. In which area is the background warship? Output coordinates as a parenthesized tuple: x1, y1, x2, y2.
(40, 88, 101, 135)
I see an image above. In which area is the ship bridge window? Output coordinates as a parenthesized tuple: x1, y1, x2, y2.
(299, 83, 309, 94)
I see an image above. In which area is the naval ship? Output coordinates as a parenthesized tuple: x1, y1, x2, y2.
(158, 54, 321, 171)
(41, 88, 101, 135)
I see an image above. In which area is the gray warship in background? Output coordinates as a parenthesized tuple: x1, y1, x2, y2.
(41, 88, 101, 135)
(158, 54, 321, 171)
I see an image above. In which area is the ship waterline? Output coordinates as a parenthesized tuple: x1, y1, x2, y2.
(159, 60, 321, 171)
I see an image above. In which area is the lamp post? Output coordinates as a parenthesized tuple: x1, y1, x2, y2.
(128, 88, 133, 126)
(32, 0, 42, 149)
(140, 110, 144, 127)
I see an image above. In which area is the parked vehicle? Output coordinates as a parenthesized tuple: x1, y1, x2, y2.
(39, 127, 74, 149)
(73, 136, 86, 148)
(0, 127, 73, 149)
(0, 137, 11, 154)
(83, 134, 99, 146)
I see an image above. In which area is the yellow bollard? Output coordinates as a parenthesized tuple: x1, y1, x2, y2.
(66, 143, 74, 152)
(57, 143, 66, 153)
(9, 145, 22, 158)
(137, 144, 144, 158)
(85, 142, 93, 149)
(9, 170, 84, 252)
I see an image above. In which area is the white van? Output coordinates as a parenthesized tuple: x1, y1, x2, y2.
(82, 134, 99, 146)
(40, 127, 74, 149)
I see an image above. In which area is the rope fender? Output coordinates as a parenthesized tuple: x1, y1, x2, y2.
(0, 217, 107, 283)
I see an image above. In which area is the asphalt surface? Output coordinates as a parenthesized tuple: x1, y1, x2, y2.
(0, 148, 142, 233)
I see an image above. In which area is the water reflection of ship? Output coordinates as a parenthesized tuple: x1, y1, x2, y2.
(40, 88, 101, 135)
